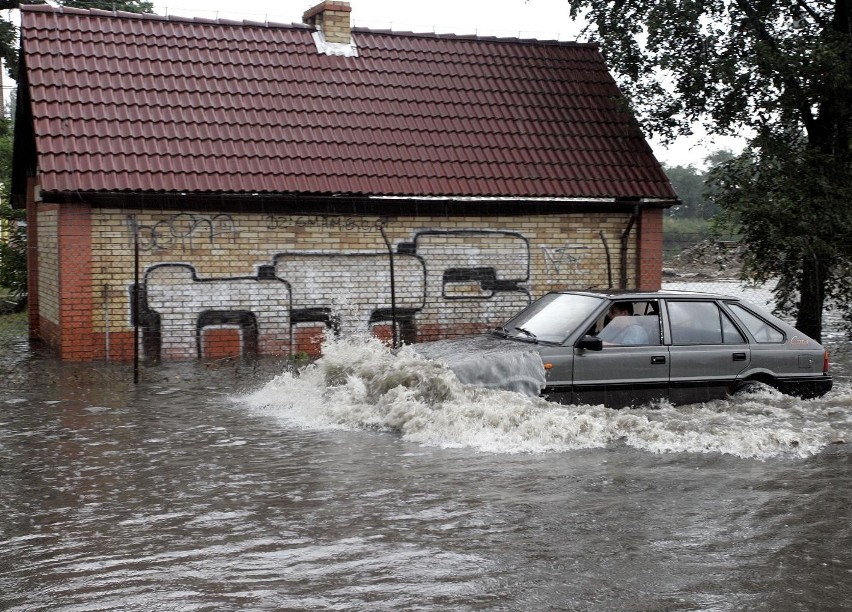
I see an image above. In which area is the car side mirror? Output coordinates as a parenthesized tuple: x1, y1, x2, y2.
(577, 335, 603, 351)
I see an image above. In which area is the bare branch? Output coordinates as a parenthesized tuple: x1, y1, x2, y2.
(795, 1, 829, 28)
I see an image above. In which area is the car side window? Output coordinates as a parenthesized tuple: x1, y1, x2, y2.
(727, 304, 785, 343)
(594, 301, 661, 346)
(721, 313, 746, 344)
(668, 301, 746, 345)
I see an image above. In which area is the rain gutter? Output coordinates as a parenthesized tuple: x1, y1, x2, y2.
(620, 203, 641, 290)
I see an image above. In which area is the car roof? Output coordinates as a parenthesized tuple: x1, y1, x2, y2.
(557, 289, 742, 301)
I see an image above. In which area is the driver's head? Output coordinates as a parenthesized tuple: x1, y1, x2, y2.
(609, 303, 631, 318)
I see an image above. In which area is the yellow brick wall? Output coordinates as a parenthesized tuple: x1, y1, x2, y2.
(37, 208, 59, 326)
(89, 208, 638, 359)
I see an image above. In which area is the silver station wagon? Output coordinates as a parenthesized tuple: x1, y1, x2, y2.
(488, 290, 833, 408)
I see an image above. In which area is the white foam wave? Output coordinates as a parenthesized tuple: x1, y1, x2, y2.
(236, 335, 850, 460)
(409, 335, 547, 397)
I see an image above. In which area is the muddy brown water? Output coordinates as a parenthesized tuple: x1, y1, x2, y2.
(1, 293, 850, 611)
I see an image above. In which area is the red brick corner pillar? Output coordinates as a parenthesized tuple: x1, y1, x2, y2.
(58, 202, 96, 360)
(636, 206, 664, 291)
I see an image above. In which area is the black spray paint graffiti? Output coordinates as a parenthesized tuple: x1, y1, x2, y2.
(128, 214, 238, 252)
(272, 252, 427, 344)
(131, 227, 537, 359)
(264, 215, 381, 232)
(540, 244, 587, 276)
(132, 263, 292, 362)
(402, 230, 532, 333)
(399, 229, 531, 299)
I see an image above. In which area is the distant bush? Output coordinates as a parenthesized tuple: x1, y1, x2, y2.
(0, 211, 27, 300)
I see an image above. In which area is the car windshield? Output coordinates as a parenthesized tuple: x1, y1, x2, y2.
(500, 293, 604, 343)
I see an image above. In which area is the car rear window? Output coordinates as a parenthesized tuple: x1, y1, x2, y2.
(727, 303, 785, 343)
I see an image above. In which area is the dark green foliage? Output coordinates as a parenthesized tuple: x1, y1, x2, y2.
(0, 113, 10, 192)
(0, 19, 16, 82)
(710, 133, 852, 338)
(0, 115, 24, 298)
(663, 154, 740, 258)
(0, 205, 26, 299)
(664, 150, 734, 219)
(662, 217, 713, 258)
(665, 164, 717, 219)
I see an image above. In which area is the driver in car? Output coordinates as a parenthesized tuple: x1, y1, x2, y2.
(599, 303, 650, 345)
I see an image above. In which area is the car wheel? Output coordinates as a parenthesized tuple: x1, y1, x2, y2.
(734, 379, 775, 395)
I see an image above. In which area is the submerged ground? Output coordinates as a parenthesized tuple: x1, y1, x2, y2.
(1, 283, 850, 610)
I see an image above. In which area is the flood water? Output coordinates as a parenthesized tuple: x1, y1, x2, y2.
(1, 288, 851, 611)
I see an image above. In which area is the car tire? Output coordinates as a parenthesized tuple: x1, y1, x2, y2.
(734, 379, 775, 395)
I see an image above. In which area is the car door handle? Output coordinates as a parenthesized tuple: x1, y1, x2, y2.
(651, 356, 667, 364)
(732, 352, 747, 361)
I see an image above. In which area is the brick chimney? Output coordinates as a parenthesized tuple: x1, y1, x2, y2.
(303, 1, 352, 45)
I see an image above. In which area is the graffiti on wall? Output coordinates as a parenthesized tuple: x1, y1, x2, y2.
(540, 243, 587, 276)
(400, 230, 531, 337)
(130, 218, 538, 360)
(129, 214, 239, 252)
(134, 263, 291, 361)
(265, 215, 379, 232)
(272, 252, 427, 339)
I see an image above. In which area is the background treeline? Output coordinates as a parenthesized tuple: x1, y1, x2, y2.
(662, 150, 735, 260)
(0, 109, 25, 309)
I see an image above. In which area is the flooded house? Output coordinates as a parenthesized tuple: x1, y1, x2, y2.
(11, 1, 677, 362)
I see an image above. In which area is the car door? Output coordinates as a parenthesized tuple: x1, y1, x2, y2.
(571, 301, 669, 408)
(665, 299, 751, 404)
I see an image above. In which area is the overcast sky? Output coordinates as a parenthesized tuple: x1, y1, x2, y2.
(153, 0, 585, 40)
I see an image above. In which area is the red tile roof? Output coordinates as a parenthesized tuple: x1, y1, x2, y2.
(19, 5, 677, 200)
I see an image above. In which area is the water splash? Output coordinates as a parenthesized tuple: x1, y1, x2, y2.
(237, 334, 851, 460)
(409, 334, 547, 397)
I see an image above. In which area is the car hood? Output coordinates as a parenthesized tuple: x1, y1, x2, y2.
(410, 334, 546, 397)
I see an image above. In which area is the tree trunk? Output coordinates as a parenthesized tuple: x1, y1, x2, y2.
(795, 254, 825, 342)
